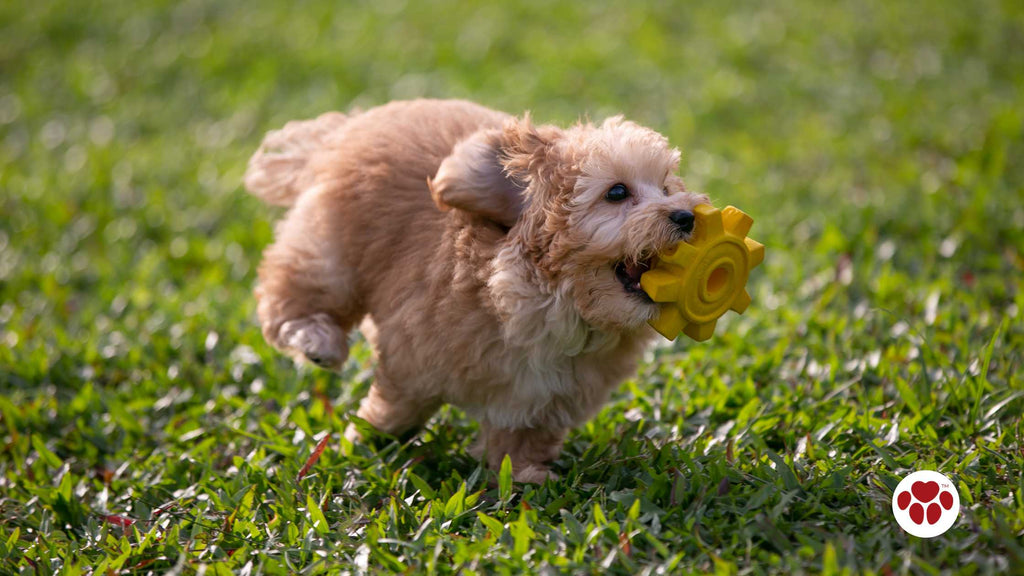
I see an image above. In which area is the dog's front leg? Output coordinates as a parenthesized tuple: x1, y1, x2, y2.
(471, 424, 567, 484)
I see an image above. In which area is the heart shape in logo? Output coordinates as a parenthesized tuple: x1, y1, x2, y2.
(911, 480, 940, 503)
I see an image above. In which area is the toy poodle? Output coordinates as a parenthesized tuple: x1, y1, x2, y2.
(244, 99, 708, 483)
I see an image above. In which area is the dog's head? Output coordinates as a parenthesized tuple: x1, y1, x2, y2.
(430, 114, 708, 335)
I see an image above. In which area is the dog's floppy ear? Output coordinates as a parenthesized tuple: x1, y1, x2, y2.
(499, 113, 561, 188)
(429, 115, 557, 227)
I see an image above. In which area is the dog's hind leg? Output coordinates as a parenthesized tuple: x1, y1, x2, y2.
(344, 373, 442, 442)
(256, 185, 361, 371)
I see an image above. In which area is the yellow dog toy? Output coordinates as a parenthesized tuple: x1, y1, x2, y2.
(640, 204, 764, 341)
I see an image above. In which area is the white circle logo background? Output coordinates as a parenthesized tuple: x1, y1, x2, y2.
(892, 470, 960, 538)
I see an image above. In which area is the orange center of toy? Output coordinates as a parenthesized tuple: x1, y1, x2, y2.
(706, 266, 729, 294)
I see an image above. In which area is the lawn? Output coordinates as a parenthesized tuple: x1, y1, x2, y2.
(1, 0, 1022, 574)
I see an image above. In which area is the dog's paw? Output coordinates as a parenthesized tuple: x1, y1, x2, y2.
(513, 464, 559, 484)
(343, 421, 404, 452)
(278, 313, 348, 371)
(343, 422, 363, 444)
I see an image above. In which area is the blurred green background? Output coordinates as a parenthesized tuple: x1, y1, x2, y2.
(1, 0, 1022, 574)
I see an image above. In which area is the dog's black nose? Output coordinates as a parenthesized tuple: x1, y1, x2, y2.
(669, 210, 695, 233)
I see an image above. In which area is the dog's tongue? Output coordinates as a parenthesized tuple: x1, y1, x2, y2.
(627, 257, 656, 281)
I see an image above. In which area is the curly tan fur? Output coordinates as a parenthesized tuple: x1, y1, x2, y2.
(245, 99, 708, 482)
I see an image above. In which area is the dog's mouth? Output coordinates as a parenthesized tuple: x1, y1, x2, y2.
(614, 257, 655, 302)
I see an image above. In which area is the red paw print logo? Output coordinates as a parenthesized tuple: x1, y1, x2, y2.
(892, 470, 960, 538)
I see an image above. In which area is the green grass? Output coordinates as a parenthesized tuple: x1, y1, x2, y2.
(1, 0, 1022, 573)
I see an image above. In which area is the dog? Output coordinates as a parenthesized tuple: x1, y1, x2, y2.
(244, 99, 708, 483)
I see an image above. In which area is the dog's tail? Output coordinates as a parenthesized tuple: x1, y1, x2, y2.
(243, 112, 348, 207)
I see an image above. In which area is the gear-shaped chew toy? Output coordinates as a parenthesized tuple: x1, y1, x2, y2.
(640, 204, 764, 341)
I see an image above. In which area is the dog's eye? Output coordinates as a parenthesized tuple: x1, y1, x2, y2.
(663, 186, 670, 196)
(605, 183, 630, 202)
